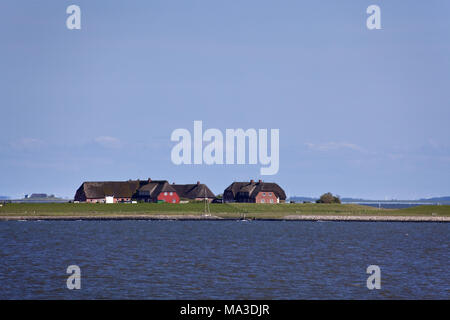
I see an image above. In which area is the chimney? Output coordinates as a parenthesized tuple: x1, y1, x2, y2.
(250, 179, 254, 183)
(148, 178, 152, 182)
(197, 181, 200, 185)
(258, 179, 262, 183)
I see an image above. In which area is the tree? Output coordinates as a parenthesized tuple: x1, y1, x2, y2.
(316, 192, 341, 204)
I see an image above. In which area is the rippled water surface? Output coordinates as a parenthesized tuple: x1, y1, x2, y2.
(0, 220, 448, 299)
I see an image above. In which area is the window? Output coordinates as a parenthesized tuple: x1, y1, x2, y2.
(172, 199, 176, 203)
(169, 192, 173, 196)
(261, 199, 265, 203)
(269, 192, 272, 196)
(270, 199, 274, 203)
(263, 192, 266, 196)
(164, 192, 168, 196)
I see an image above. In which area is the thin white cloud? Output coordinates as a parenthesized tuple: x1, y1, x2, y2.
(10, 138, 45, 150)
(305, 142, 366, 153)
(94, 136, 122, 149)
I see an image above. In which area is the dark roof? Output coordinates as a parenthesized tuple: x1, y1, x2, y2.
(74, 179, 215, 200)
(138, 180, 176, 198)
(172, 183, 215, 199)
(76, 181, 141, 199)
(224, 181, 286, 200)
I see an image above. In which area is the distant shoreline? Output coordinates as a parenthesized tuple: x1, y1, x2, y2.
(1, 214, 449, 222)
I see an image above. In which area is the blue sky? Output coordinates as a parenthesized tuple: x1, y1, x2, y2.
(1, 1, 450, 199)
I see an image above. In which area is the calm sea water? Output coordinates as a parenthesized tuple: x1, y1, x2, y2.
(0, 220, 448, 299)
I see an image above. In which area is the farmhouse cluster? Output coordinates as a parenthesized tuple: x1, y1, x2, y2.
(74, 179, 286, 204)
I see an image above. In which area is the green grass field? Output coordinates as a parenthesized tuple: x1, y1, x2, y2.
(1, 202, 449, 219)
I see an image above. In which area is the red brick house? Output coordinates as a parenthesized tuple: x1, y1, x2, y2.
(136, 180, 179, 203)
(223, 180, 286, 204)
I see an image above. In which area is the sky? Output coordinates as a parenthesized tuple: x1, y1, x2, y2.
(1, 0, 450, 200)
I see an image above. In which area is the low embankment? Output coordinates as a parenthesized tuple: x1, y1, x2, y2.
(0, 203, 449, 221)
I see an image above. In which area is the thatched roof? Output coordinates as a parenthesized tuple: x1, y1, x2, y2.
(224, 181, 286, 200)
(74, 179, 215, 201)
(75, 181, 141, 200)
(172, 183, 215, 199)
(138, 180, 176, 198)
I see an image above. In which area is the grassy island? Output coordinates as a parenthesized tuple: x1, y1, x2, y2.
(0, 202, 449, 221)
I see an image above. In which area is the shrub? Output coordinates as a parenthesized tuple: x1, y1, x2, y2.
(316, 192, 341, 204)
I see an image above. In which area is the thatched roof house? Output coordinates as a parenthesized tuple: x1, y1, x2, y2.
(136, 180, 178, 203)
(74, 179, 216, 203)
(171, 181, 215, 202)
(223, 179, 286, 203)
(74, 179, 179, 203)
(74, 180, 141, 203)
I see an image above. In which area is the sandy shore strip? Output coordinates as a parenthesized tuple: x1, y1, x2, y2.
(0, 214, 449, 222)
